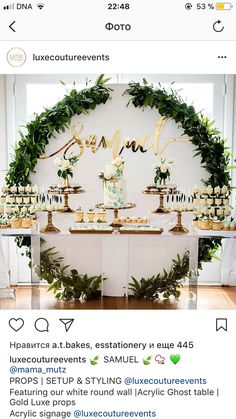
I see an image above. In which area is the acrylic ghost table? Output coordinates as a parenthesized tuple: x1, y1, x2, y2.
(0, 226, 235, 310)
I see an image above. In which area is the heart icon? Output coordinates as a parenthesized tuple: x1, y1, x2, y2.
(170, 354, 181, 365)
(9, 318, 24, 332)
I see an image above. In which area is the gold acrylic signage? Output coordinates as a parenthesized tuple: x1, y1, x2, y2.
(40, 117, 189, 161)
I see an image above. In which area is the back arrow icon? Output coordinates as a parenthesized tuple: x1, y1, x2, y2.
(213, 20, 224, 33)
(9, 21, 16, 32)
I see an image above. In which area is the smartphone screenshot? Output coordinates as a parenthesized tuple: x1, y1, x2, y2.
(0, 1, 235, 418)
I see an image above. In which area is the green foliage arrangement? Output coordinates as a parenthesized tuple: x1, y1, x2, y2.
(38, 242, 105, 300)
(124, 80, 231, 187)
(15, 237, 104, 301)
(6, 75, 112, 186)
(129, 253, 188, 300)
(8, 77, 233, 301)
(129, 237, 222, 301)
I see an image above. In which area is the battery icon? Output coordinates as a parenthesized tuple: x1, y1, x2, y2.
(216, 3, 233, 9)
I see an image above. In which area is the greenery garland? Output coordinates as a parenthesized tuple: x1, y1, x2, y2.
(125, 80, 228, 300)
(16, 237, 105, 300)
(7, 77, 232, 301)
(129, 238, 221, 301)
(6, 75, 112, 186)
(124, 80, 231, 187)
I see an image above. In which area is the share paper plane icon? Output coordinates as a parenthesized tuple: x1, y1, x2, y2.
(59, 318, 74, 332)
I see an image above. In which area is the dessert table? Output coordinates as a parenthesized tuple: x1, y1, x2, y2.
(1, 222, 235, 310)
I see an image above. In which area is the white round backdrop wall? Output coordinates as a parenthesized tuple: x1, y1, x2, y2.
(29, 84, 212, 295)
(32, 84, 206, 207)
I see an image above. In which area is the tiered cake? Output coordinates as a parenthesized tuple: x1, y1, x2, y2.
(100, 157, 127, 207)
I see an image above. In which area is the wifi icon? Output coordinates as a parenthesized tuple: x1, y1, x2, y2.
(37, 3, 45, 9)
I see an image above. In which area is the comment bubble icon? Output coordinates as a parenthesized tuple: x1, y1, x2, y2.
(34, 318, 49, 332)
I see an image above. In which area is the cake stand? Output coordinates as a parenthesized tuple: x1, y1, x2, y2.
(169, 210, 189, 234)
(143, 185, 177, 214)
(40, 211, 61, 233)
(48, 188, 85, 213)
(96, 203, 136, 227)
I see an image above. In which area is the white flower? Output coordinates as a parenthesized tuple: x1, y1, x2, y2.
(61, 160, 71, 170)
(112, 157, 124, 167)
(160, 164, 168, 173)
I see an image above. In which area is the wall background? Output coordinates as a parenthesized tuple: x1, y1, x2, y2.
(1, 75, 235, 288)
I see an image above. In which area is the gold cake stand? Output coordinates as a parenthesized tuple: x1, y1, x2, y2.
(40, 211, 61, 234)
(143, 185, 178, 214)
(48, 188, 85, 213)
(96, 203, 136, 227)
(169, 210, 190, 235)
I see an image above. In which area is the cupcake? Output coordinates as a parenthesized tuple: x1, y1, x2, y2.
(221, 185, 228, 195)
(207, 198, 213, 206)
(216, 208, 224, 216)
(97, 210, 106, 223)
(223, 198, 229, 206)
(200, 216, 211, 230)
(1, 186, 9, 194)
(87, 208, 95, 223)
(214, 186, 221, 195)
(11, 217, 22, 229)
(31, 196, 37, 204)
(75, 207, 84, 222)
(230, 221, 236, 231)
(5, 206, 13, 215)
(18, 186, 25, 194)
(32, 185, 39, 194)
(223, 221, 230, 231)
(16, 196, 23, 204)
(9, 196, 15, 204)
(0, 196, 6, 204)
(202, 207, 209, 215)
(10, 186, 18, 194)
(215, 198, 222, 206)
(25, 185, 32, 194)
(206, 185, 213, 195)
(22, 218, 32, 228)
(23, 196, 30, 204)
(0, 217, 10, 229)
(224, 207, 231, 217)
(212, 216, 223, 231)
